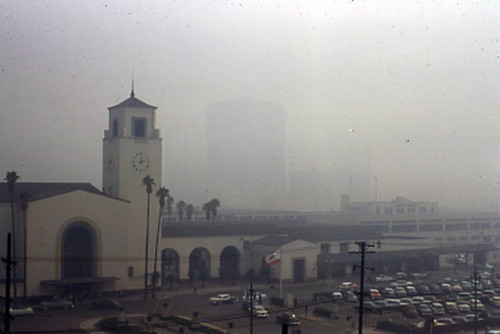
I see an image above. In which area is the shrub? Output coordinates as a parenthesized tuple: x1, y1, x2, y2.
(95, 316, 150, 334)
(312, 307, 332, 318)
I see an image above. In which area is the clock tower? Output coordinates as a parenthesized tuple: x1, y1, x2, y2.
(103, 89, 162, 282)
(102, 89, 162, 203)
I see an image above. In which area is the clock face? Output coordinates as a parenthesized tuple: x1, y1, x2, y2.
(132, 152, 150, 172)
(106, 153, 115, 171)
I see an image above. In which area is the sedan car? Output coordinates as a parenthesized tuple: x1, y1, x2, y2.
(9, 305, 34, 316)
(251, 305, 269, 318)
(276, 312, 300, 326)
(89, 299, 122, 309)
(40, 299, 74, 310)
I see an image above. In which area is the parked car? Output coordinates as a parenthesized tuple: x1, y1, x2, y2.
(376, 274, 393, 282)
(89, 299, 121, 309)
(332, 292, 344, 303)
(431, 302, 445, 315)
(417, 285, 431, 295)
(395, 287, 407, 297)
(406, 286, 418, 296)
(435, 317, 454, 325)
(400, 298, 412, 306)
(251, 305, 269, 318)
(385, 299, 402, 308)
(468, 299, 485, 312)
(402, 304, 418, 318)
(452, 315, 467, 323)
(345, 291, 358, 302)
(9, 305, 34, 316)
(369, 289, 382, 300)
(362, 301, 377, 312)
(40, 299, 74, 310)
(457, 302, 470, 313)
(458, 292, 472, 300)
(490, 296, 500, 307)
(210, 293, 238, 305)
(429, 283, 442, 294)
(444, 302, 458, 314)
(382, 287, 396, 298)
(411, 296, 425, 304)
(276, 312, 300, 326)
(417, 303, 433, 316)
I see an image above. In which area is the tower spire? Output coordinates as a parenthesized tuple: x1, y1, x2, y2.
(131, 75, 135, 97)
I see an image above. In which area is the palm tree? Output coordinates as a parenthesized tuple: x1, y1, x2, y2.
(152, 186, 169, 298)
(142, 175, 155, 299)
(19, 190, 30, 299)
(202, 202, 211, 222)
(209, 198, 220, 223)
(185, 204, 194, 221)
(176, 200, 186, 221)
(5, 171, 20, 298)
(166, 196, 174, 223)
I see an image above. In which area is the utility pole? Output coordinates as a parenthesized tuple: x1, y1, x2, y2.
(472, 265, 480, 334)
(351, 241, 374, 334)
(2, 233, 16, 334)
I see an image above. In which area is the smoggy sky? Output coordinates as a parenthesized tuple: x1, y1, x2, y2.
(0, 0, 499, 212)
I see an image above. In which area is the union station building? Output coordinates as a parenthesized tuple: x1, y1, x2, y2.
(1, 92, 499, 297)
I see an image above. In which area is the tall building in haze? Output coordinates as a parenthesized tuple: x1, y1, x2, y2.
(206, 99, 287, 210)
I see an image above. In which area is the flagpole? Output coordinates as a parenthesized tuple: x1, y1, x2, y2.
(279, 248, 283, 299)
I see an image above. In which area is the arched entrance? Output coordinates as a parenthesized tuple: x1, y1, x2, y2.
(161, 248, 180, 288)
(220, 246, 240, 280)
(189, 247, 211, 285)
(61, 223, 96, 279)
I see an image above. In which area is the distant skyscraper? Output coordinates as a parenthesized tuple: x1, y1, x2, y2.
(206, 99, 287, 210)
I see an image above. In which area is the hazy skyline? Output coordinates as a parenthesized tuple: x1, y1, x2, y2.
(0, 1, 498, 212)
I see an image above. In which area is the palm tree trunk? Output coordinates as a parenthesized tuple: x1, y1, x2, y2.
(152, 206, 162, 298)
(10, 194, 17, 299)
(22, 209, 27, 299)
(144, 193, 150, 300)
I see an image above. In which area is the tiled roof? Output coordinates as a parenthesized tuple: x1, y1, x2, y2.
(108, 91, 156, 110)
(0, 182, 105, 203)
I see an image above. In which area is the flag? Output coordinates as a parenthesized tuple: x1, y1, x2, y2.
(265, 249, 281, 266)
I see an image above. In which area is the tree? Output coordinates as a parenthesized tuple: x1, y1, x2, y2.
(166, 196, 174, 223)
(185, 204, 194, 221)
(5, 171, 20, 298)
(209, 198, 220, 223)
(19, 190, 30, 299)
(152, 186, 169, 298)
(202, 202, 211, 222)
(176, 200, 186, 221)
(142, 175, 155, 299)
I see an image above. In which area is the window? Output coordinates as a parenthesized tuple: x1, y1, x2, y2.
(396, 207, 404, 214)
(339, 242, 349, 254)
(459, 236, 468, 241)
(243, 240, 251, 251)
(112, 118, 118, 137)
(384, 208, 393, 215)
(418, 207, 427, 214)
(408, 207, 415, 214)
(320, 243, 330, 254)
(132, 117, 146, 137)
(445, 223, 467, 231)
(420, 224, 442, 231)
(377, 240, 381, 249)
(128, 266, 134, 277)
(376, 207, 380, 214)
(392, 224, 417, 233)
